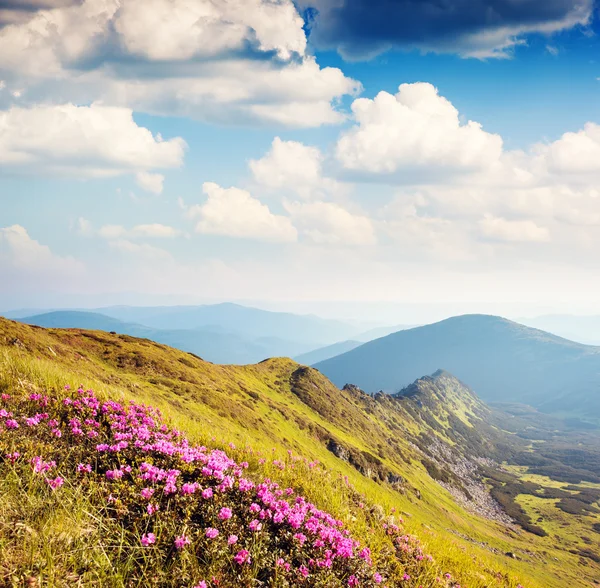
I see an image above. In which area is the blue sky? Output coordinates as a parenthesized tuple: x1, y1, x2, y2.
(2, 0, 600, 321)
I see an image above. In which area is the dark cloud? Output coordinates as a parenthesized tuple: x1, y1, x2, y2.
(0, 0, 80, 26)
(298, 0, 593, 58)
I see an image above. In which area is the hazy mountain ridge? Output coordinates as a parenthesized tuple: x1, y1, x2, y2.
(315, 314, 600, 419)
(17, 310, 318, 365)
(294, 340, 363, 365)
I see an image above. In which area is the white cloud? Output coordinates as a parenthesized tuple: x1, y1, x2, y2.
(93, 222, 181, 240)
(479, 215, 550, 243)
(0, 103, 186, 177)
(539, 122, 600, 176)
(98, 224, 127, 240)
(189, 182, 298, 242)
(285, 200, 375, 245)
(108, 239, 171, 260)
(0, 224, 84, 275)
(250, 137, 323, 196)
(136, 171, 165, 195)
(336, 82, 503, 175)
(0, 1, 359, 128)
(114, 0, 306, 61)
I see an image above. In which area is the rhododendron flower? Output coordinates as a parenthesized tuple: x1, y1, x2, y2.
(140, 487, 154, 499)
(248, 519, 262, 532)
(227, 535, 238, 545)
(218, 507, 232, 520)
(193, 583, 207, 588)
(234, 550, 250, 565)
(174, 534, 191, 549)
(205, 528, 219, 539)
(141, 533, 156, 547)
(5, 451, 20, 463)
(373, 572, 383, 584)
(202, 488, 213, 499)
(47, 476, 64, 489)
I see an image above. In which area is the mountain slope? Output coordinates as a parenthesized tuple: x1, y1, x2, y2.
(294, 340, 362, 365)
(314, 314, 600, 418)
(1, 317, 599, 587)
(19, 311, 313, 364)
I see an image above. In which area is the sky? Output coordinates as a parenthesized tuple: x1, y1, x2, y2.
(3, 0, 600, 323)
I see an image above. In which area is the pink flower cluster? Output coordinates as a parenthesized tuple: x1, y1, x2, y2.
(0, 385, 476, 588)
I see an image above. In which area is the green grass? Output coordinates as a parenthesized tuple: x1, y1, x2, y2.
(0, 318, 598, 587)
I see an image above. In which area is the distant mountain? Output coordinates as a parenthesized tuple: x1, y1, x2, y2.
(353, 323, 418, 342)
(294, 340, 362, 365)
(314, 314, 600, 418)
(520, 314, 600, 346)
(18, 311, 313, 365)
(95, 303, 359, 346)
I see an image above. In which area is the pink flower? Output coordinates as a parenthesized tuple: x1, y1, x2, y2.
(248, 519, 262, 532)
(141, 533, 156, 547)
(77, 463, 92, 473)
(174, 534, 191, 550)
(218, 507, 232, 520)
(202, 488, 213, 499)
(193, 583, 207, 588)
(234, 550, 251, 565)
(147, 503, 159, 515)
(348, 576, 359, 586)
(47, 477, 64, 490)
(205, 528, 219, 539)
(373, 573, 383, 584)
(227, 535, 238, 545)
(140, 487, 154, 499)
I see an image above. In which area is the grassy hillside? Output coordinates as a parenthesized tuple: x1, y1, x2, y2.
(315, 314, 600, 419)
(1, 318, 599, 587)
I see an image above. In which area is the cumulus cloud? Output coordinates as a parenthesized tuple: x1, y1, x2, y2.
(114, 0, 306, 61)
(0, 103, 186, 177)
(335, 83, 503, 176)
(479, 215, 550, 243)
(539, 122, 600, 176)
(189, 182, 298, 242)
(0, 0, 359, 128)
(250, 137, 325, 198)
(136, 171, 165, 195)
(285, 200, 375, 245)
(299, 0, 592, 59)
(0, 224, 84, 276)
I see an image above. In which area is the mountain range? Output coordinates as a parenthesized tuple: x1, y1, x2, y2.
(2, 316, 599, 587)
(315, 314, 600, 419)
(15, 310, 317, 365)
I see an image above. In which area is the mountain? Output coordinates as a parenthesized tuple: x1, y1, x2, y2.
(95, 303, 360, 345)
(520, 314, 600, 346)
(294, 339, 362, 365)
(18, 310, 313, 364)
(2, 317, 600, 587)
(353, 323, 418, 342)
(314, 314, 600, 419)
